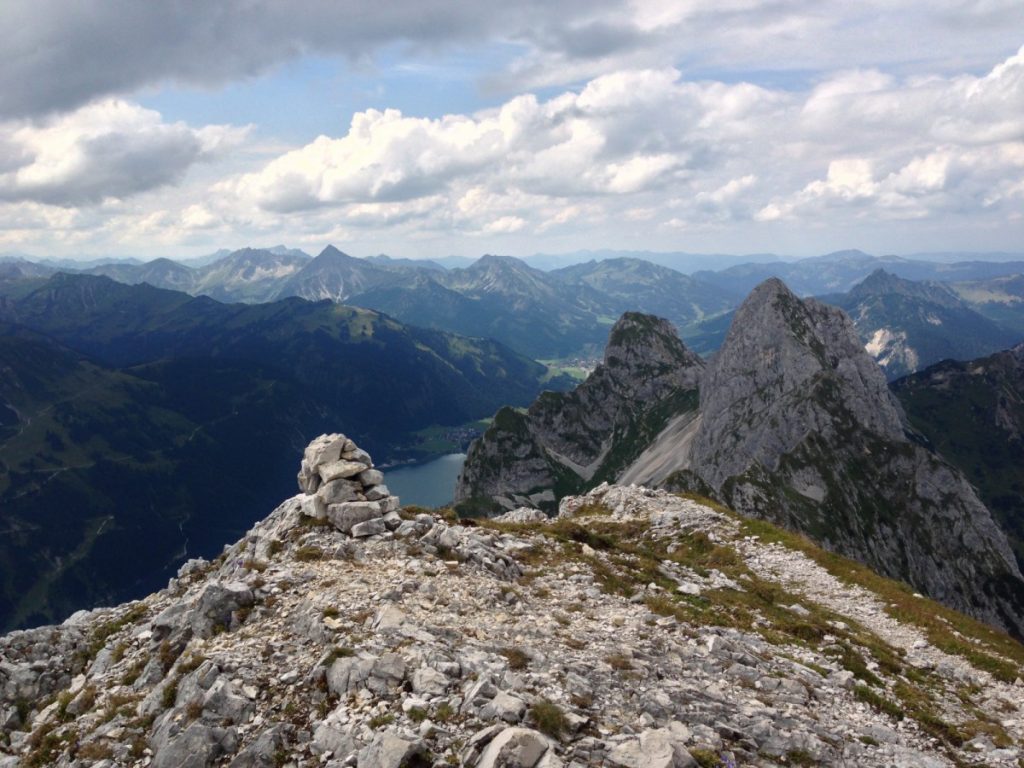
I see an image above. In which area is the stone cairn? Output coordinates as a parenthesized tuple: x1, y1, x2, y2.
(296, 433, 401, 537)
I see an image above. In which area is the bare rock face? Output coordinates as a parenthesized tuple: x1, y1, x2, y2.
(684, 278, 1024, 636)
(455, 313, 704, 512)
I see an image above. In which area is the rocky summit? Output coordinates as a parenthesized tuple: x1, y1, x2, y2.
(2, 437, 1024, 767)
(458, 281, 1024, 638)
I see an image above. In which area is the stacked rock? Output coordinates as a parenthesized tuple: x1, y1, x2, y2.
(297, 433, 401, 537)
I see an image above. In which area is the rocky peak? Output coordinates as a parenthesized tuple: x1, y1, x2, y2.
(315, 245, 356, 263)
(694, 277, 905, 489)
(687, 278, 1024, 636)
(603, 312, 704, 394)
(455, 312, 704, 512)
(848, 268, 963, 308)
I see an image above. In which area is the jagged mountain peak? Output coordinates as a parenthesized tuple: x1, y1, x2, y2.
(456, 312, 703, 511)
(706, 277, 900, 429)
(604, 311, 704, 383)
(314, 244, 357, 262)
(687, 280, 1024, 635)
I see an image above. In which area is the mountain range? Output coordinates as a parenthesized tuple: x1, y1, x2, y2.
(6, 247, 1024, 370)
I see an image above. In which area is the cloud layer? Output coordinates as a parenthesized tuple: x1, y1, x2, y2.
(4, 1, 1024, 119)
(1, 2, 1022, 258)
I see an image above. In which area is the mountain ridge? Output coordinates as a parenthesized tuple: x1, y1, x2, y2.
(457, 281, 1024, 636)
(0, 438, 1021, 767)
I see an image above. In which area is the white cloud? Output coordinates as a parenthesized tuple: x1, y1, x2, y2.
(5, 40, 1024, 258)
(0, 100, 247, 207)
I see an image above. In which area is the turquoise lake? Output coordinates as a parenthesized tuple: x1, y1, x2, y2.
(383, 453, 466, 508)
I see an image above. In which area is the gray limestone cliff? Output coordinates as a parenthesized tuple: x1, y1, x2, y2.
(454, 312, 704, 513)
(677, 278, 1024, 636)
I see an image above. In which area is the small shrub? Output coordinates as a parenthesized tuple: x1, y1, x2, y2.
(368, 713, 394, 728)
(161, 677, 180, 710)
(76, 741, 114, 761)
(158, 639, 183, 672)
(120, 660, 146, 686)
(178, 653, 207, 675)
(571, 502, 612, 517)
(854, 685, 903, 720)
(689, 749, 722, 768)
(529, 698, 568, 738)
(500, 647, 530, 670)
(295, 545, 324, 562)
(407, 707, 428, 723)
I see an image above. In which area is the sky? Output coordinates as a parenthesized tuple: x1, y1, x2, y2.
(1, 1, 1023, 261)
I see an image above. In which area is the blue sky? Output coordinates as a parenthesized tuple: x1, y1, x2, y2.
(1, 1, 1023, 261)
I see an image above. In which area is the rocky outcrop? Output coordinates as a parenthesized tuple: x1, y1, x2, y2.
(2, 458, 1023, 767)
(679, 278, 1024, 636)
(455, 312, 704, 512)
(456, 287, 1024, 636)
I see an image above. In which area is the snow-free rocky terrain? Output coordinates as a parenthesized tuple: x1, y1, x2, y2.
(1, 435, 1022, 767)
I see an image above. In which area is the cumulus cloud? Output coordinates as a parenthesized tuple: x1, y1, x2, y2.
(218, 45, 1024, 243)
(0, 100, 247, 207)
(232, 68, 776, 218)
(5, 32, 1023, 257)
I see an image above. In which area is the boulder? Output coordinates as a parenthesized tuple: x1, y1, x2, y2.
(327, 501, 383, 533)
(357, 731, 428, 768)
(151, 722, 238, 768)
(473, 727, 553, 768)
(607, 728, 695, 768)
(495, 508, 548, 524)
(351, 517, 387, 538)
(318, 478, 362, 504)
(411, 666, 450, 696)
(365, 485, 391, 501)
(319, 459, 369, 484)
(227, 724, 289, 768)
(298, 433, 348, 492)
(359, 469, 385, 486)
(480, 690, 527, 723)
(190, 582, 254, 639)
